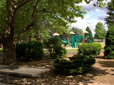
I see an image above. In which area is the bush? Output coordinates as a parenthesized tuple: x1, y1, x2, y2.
(53, 45, 67, 59)
(43, 37, 64, 58)
(53, 43, 100, 75)
(53, 55, 95, 75)
(16, 41, 44, 62)
(78, 43, 101, 58)
(104, 26, 114, 59)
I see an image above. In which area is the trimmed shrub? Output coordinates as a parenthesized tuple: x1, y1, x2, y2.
(43, 37, 65, 58)
(104, 26, 114, 59)
(78, 43, 102, 57)
(53, 55, 95, 75)
(16, 43, 31, 62)
(53, 45, 67, 59)
(53, 43, 100, 75)
(16, 41, 44, 62)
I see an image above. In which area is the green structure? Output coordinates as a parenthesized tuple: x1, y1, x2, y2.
(53, 31, 92, 48)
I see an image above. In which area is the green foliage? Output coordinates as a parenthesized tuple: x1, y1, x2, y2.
(44, 37, 66, 58)
(53, 43, 101, 75)
(70, 27, 83, 36)
(53, 55, 95, 75)
(86, 26, 94, 42)
(53, 45, 67, 59)
(16, 41, 44, 62)
(44, 37, 62, 50)
(44, 37, 67, 58)
(104, 26, 114, 59)
(94, 22, 106, 40)
(105, 0, 114, 26)
(78, 43, 102, 57)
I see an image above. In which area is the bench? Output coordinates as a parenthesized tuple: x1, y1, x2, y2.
(0, 65, 50, 83)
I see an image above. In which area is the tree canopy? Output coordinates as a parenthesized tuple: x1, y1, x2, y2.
(105, 0, 114, 26)
(94, 22, 106, 41)
(71, 27, 83, 36)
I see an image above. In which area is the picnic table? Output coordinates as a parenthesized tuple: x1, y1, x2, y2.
(0, 65, 50, 83)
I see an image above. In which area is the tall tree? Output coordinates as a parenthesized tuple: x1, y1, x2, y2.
(86, 26, 94, 42)
(0, 0, 107, 65)
(70, 27, 83, 36)
(94, 22, 106, 42)
(105, 0, 114, 26)
(0, 0, 86, 65)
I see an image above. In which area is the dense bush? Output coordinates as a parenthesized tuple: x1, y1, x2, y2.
(16, 41, 44, 62)
(44, 37, 66, 58)
(53, 43, 101, 75)
(52, 45, 67, 59)
(104, 26, 114, 59)
(78, 43, 102, 57)
(53, 55, 95, 75)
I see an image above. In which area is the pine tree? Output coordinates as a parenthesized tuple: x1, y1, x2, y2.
(105, 0, 114, 26)
(104, 26, 114, 59)
(86, 26, 94, 42)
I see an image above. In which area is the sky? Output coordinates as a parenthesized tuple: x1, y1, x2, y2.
(71, 0, 111, 37)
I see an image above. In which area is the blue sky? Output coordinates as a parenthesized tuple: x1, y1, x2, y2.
(71, 0, 111, 36)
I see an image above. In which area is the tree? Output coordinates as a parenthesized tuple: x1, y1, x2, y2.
(94, 22, 106, 42)
(104, 26, 114, 59)
(70, 27, 83, 36)
(72, 27, 79, 36)
(105, 0, 114, 26)
(86, 26, 94, 42)
(77, 29, 83, 36)
(0, 0, 107, 65)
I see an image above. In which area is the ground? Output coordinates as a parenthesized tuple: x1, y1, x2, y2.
(0, 53, 114, 85)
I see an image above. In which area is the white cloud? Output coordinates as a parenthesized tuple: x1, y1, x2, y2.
(97, 14, 107, 20)
(71, 0, 111, 37)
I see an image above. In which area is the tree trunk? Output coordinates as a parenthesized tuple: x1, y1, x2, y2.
(2, 41, 16, 65)
(36, 27, 39, 41)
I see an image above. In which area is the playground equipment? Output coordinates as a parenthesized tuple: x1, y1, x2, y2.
(53, 31, 92, 48)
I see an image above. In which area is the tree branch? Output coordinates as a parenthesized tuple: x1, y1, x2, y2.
(16, 0, 26, 5)
(16, 0, 32, 10)
(16, 22, 34, 40)
(16, 0, 40, 40)
(12, 0, 32, 24)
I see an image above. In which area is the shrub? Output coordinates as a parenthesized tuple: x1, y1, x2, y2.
(43, 37, 63, 58)
(16, 43, 31, 62)
(53, 55, 95, 75)
(78, 43, 101, 57)
(53, 43, 99, 75)
(16, 41, 44, 62)
(104, 26, 114, 59)
(53, 45, 67, 59)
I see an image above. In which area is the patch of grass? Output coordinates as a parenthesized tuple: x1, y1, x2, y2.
(66, 49, 78, 52)
(0, 48, 3, 54)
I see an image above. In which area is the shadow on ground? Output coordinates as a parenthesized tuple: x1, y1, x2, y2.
(34, 66, 109, 85)
(98, 61, 114, 67)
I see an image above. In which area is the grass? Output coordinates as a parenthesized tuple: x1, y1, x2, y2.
(66, 49, 78, 52)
